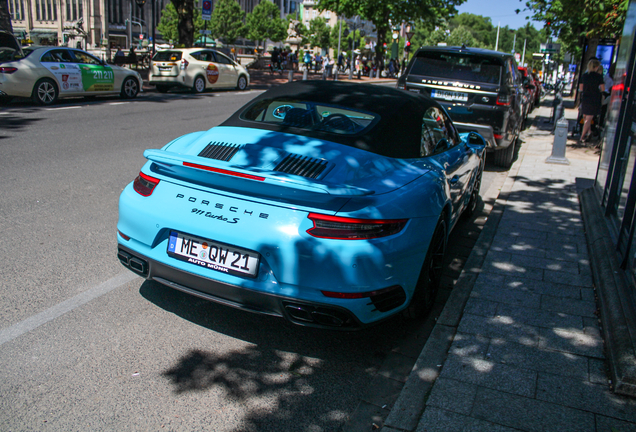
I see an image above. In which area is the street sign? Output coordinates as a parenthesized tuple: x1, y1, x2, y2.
(540, 42, 561, 53)
(202, 0, 212, 21)
(199, 30, 211, 35)
(405, 31, 414, 40)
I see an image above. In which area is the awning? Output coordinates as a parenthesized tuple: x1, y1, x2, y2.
(30, 30, 58, 37)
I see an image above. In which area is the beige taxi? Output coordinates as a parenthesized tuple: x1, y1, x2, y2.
(149, 48, 250, 93)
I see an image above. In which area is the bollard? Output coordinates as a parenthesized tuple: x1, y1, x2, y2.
(288, 70, 293, 82)
(546, 117, 570, 165)
(349, 68, 353, 80)
(369, 69, 373, 78)
(302, 68, 308, 81)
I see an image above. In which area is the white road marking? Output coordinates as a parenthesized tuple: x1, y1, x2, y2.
(110, 102, 130, 105)
(46, 106, 81, 111)
(0, 272, 139, 346)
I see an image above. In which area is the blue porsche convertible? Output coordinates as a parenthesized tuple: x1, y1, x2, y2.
(117, 81, 486, 329)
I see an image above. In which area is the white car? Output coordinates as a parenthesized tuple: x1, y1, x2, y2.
(149, 48, 250, 93)
(0, 46, 142, 105)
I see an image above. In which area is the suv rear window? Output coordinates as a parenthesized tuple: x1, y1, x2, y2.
(410, 51, 503, 85)
(152, 51, 183, 61)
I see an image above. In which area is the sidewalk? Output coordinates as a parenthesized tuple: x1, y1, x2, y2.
(381, 101, 636, 432)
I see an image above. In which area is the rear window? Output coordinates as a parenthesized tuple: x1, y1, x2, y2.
(241, 98, 380, 136)
(410, 51, 503, 85)
(152, 51, 183, 62)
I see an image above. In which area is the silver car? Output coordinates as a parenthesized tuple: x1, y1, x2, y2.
(0, 46, 142, 105)
(149, 48, 250, 93)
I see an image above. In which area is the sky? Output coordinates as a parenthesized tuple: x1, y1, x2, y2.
(455, 0, 545, 30)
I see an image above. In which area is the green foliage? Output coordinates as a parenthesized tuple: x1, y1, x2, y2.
(317, 0, 464, 60)
(246, 0, 288, 47)
(209, 0, 246, 44)
(157, 2, 204, 44)
(526, 0, 628, 57)
(307, 17, 331, 50)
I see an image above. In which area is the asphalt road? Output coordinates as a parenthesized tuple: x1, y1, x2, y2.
(0, 89, 504, 431)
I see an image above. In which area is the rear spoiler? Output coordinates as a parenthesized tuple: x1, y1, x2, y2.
(144, 149, 375, 197)
(454, 122, 496, 149)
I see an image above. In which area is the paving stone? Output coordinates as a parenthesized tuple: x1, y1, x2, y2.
(448, 333, 491, 358)
(544, 269, 593, 287)
(471, 284, 542, 309)
(361, 374, 406, 410)
(485, 260, 545, 280)
(509, 254, 580, 274)
(426, 377, 477, 416)
(581, 287, 596, 302)
(538, 326, 605, 358)
(440, 351, 537, 398)
(496, 303, 583, 329)
(544, 249, 589, 263)
(503, 276, 583, 299)
(464, 298, 499, 317)
(471, 387, 596, 432)
(501, 243, 547, 258)
(589, 358, 610, 385)
(458, 313, 541, 347)
(536, 372, 636, 422)
(486, 338, 589, 378)
(595, 414, 636, 432)
(416, 407, 522, 432)
(503, 227, 549, 240)
(540, 294, 597, 318)
(473, 273, 506, 290)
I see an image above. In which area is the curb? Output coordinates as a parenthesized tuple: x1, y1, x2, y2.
(579, 188, 636, 396)
(380, 127, 528, 431)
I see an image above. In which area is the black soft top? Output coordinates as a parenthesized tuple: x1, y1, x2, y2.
(221, 80, 440, 159)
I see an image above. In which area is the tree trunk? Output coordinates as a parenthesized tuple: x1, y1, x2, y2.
(171, 0, 195, 47)
(0, 0, 13, 33)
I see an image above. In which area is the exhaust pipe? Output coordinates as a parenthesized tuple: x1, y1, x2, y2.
(117, 248, 148, 276)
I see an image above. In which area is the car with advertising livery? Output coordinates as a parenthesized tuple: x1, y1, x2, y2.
(397, 46, 524, 168)
(0, 46, 142, 105)
(149, 48, 250, 93)
(116, 81, 486, 329)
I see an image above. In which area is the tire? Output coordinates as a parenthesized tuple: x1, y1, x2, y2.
(404, 217, 447, 319)
(192, 76, 206, 93)
(464, 159, 484, 218)
(236, 75, 248, 91)
(120, 77, 139, 99)
(155, 85, 170, 93)
(493, 137, 516, 168)
(32, 78, 58, 105)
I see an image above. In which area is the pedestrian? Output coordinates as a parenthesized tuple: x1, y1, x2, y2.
(292, 50, 299, 70)
(314, 53, 321, 73)
(128, 46, 137, 67)
(271, 47, 280, 71)
(578, 58, 605, 143)
(115, 46, 124, 57)
(303, 51, 312, 71)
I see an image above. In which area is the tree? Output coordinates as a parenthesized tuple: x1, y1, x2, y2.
(157, 2, 204, 45)
(526, 0, 628, 61)
(209, 0, 246, 45)
(0, 0, 12, 33)
(245, 0, 287, 52)
(306, 17, 331, 51)
(168, 0, 197, 47)
(317, 0, 464, 63)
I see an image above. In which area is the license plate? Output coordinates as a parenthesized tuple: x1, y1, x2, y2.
(408, 88, 420, 94)
(432, 90, 468, 102)
(158, 66, 172, 71)
(167, 230, 260, 278)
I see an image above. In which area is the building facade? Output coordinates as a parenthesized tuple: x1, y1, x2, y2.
(8, 0, 302, 50)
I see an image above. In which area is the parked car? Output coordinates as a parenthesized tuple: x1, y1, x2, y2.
(0, 46, 142, 105)
(518, 66, 539, 110)
(149, 48, 250, 93)
(116, 81, 486, 329)
(397, 46, 524, 168)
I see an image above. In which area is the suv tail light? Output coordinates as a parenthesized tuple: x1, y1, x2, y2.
(496, 94, 511, 106)
(307, 213, 408, 240)
(0, 67, 17, 74)
(133, 172, 160, 196)
(180, 59, 189, 70)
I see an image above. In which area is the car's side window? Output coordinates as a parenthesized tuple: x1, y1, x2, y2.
(215, 53, 232, 65)
(190, 51, 203, 61)
(422, 106, 456, 156)
(41, 49, 73, 63)
(72, 51, 100, 65)
(204, 51, 217, 62)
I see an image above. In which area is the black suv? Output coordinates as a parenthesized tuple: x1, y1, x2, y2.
(397, 46, 524, 168)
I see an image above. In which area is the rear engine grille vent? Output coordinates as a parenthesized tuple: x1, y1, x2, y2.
(368, 286, 407, 313)
(198, 142, 242, 162)
(274, 155, 328, 179)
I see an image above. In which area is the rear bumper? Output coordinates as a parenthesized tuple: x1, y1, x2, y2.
(117, 244, 407, 330)
(149, 74, 188, 87)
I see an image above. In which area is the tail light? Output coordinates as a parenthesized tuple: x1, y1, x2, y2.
(0, 67, 17, 74)
(180, 59, 189, 70)
(133, 172, 160, 196)
(307, 213, 408, 240)
(496, 94, 511, 105)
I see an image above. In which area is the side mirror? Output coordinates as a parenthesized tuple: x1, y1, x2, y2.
(468, 132, 486, 146)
